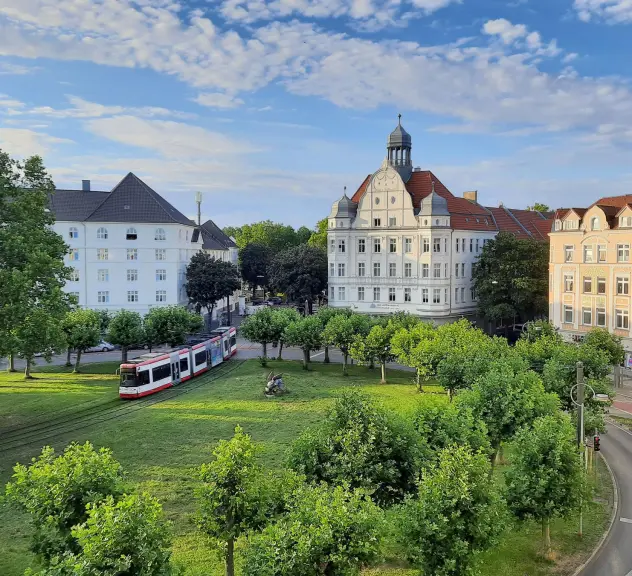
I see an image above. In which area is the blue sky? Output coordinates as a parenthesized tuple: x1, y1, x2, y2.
(1, 0, 632, 229)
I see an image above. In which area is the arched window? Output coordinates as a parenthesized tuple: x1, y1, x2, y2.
(155, 228, 166, 241)
(126, 227, 137, 240)
(68, 227, 78, 239)
(97, 227, 108, 240)
(435, 219, 440, 226)
(591, 217, 599, 231)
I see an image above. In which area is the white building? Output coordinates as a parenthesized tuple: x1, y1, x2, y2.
(327, 118, 553, 320)
(50, 173, 237, 317)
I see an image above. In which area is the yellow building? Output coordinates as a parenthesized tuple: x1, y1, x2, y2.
(549, 194, 632, 350)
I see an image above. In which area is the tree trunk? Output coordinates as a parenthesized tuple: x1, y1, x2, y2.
(303, 349, 310, 370)
(380, 363, 386, 384)
(262, 342, 267, 359)
(225, 537, 235, 576)
(308, 299, 313, 315)
(369, 358, 375, 370)
(7, 353, 16, 372)
(416, 369, 423, 393)
(343, 353, 348, 376)
(324, 346, 330, 364)
(73, 349, 82, 373)
(65, 348, 72, 367)
(24, 358, 32, 379)
(277, 341, 284, 360)
(448, 388, 454, 402)
(542, 518, 551, 557)
(121, 346, 128, 364)
(489, 446, 499, 477)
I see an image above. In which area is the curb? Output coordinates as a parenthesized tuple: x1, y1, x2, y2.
(571, 445, 619, 576)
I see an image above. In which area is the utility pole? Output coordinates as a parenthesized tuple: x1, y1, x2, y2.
(195, 191, 202, 227)
(576, 361, 585, 538)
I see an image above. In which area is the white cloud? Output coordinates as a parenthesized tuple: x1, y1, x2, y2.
(483, 19, 528, 44)
(574, 0, 632, 23)
(0, 61, 36, 74)
(194, 93, 244, 109)
(84, 115, 262, 158)
(0, 128, 72, 156)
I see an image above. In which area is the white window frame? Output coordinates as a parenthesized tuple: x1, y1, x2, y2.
(373, 287, 380, 302)
(583, 277, 592, 294)
(330, 263, 335, 277)
(617, 276, 629, 296)
(583, 245, 594, 263)
(404, 288, 411, 302)
(433, 263, 441, 278)
(97, 291, 110, 304)
(97, 269, 109, 282)
(596, 308, 606, 327)
(69, 227, 78, 239)
(389, 263, 397, 277)
(69, 269, 79, 282)
(422, 238, 430, 253)
(358, 262, 365, 277)
(582, 307, 592, 326)
(564, 275, 574, 292)
(597, 277, 606, 294)
(155, 228, 166, 241)
(373, 262, 381, 277)
(338, 263, 345, 277)
(433, 238, 441, 253)
(422, 264, 429, 278)
(422, 288, 429, 303)
(156, 290, 167, 303)
(127, 269, 138, 282)
(156, 269, 167, 282)
(97, 248, 108, 261)
(616, 309, 629, 330)
(155, 249, 167, 261)
(564, 245, 574, 262)
(404, 238, 412, 253)
(389, 238, 397, 253)
(388, 287, 396, 302)
(338, 287, 346, 301)
(127, 290, 139, 303)
(433, 288, 441, 304)
(373, 238, 381, 253)
(388, 216, 397, 227)
(373, 218, 381, 227)
(598, 245, 606, 262)
(358, 287, 365, 301)
(404, 263, 412, 278)
(97, 227, 108, 240)
(618, 244, 630, 263)
(126, 227, 138, 240)
(127, 248, 138, 261)
(563, 305, 573, 324)
(358, 239, 366, 253)
(338, 239, 346, 253)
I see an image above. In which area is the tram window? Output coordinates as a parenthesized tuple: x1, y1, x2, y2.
(230, 335, 236, 347)
(152, 364, 170, 382)
(180, 357, 189, 372)
(139, 370, 150, 385)
(195, 351, 206, 365)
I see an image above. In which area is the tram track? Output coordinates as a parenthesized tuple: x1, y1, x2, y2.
(0, 360, 246, 454)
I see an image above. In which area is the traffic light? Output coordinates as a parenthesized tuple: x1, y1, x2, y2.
(594, 435, 601, 452)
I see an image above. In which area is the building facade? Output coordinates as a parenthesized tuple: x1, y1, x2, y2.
(549, 195, 632, 350)
(50, 173, 237, 317)
(327, 119, 553, 320)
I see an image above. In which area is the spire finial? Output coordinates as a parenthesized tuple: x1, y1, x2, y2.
(398, 113, 402, 125)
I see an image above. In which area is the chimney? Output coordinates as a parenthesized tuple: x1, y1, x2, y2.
(463, 190, 478, 203)
(82, 179, 91, 192)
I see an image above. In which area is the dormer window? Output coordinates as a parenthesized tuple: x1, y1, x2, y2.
(620, 216, 632, 228)
(591, 217, 599, 231)
(555, 220, 561, 231)
(126, 227, 137, 240)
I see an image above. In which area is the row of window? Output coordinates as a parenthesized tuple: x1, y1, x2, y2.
(563, 306, 629, 329)
(454, 237, 483, 254)
(68, 249, 168, 262)
(330, 286, 476, 304)
(93, 290, 168, 304)
(554, 216, 632, 232)
(68, 269, 168, 283)
(563, 244, 630, 263)
(332, 236, 491, 255)
(564, 275, 629, 296)
(330, 261, 472, 279)
(69, 227, 171, 241)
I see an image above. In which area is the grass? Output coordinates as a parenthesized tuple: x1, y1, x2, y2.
(0, 360, 613, 576)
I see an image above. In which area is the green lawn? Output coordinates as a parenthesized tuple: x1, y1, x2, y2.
(0, 360, 613, 576)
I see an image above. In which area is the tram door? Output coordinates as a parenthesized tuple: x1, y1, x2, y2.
(170, 352, 181, 385)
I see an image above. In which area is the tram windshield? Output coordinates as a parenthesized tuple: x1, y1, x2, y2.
(120, 369, 139, 387)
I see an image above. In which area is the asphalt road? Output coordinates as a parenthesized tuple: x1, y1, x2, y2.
(581, 422, 632, 576)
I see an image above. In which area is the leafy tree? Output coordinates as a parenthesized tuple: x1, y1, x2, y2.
(411, 400, 491, 468)
(583, 328, 625, 366)
(391, 321, 438, 391)
(283, 315, 324, 370)
(350, 323, 397, 383)
(238, 243, 271, 299)
(271, 308, 301, 360)
(295, 225, 313, 245)
(527, 202, 550, 212)
(268, 245, 327, 313)
(316, 307, 351, 363)
(143, 306, 202, 349)
(399, 446, 506, 576)
(505, 414, 584, 556)
(106, 310, 144, 363)
(514, 322, 563, 373)
(0, 151, 72, 373)
(240, 307, 280, 364)
(322, 313, 370, 375)
(287, 390, 420, 506)
(96, 310, 112, 336)
(62, 309, 102, 373)
(186, 253, 240, 328)
(387, 311, 421, 331)
(457, 358, 559, 469)
(472, 231, 548, 327)
(307, 218, 328, 250)
(243, 482, 382, 576)
(197, 426, 272, 576)
(521, 320, 560, 343)
(4, 442, 123, 563)
(229, 221, 300, 253)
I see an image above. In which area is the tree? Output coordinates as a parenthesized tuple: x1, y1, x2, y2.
(287, 390, 420, 506)
(238, 243, 271, 299)
(186, 252, 240, 328)
(243, 483, 382, 576)
(349, 323, 396, 383)
(283, 315, 324, 370)
(322, 313, 369, 375)
(391, 321, 438, 391)
(307, 218, 328, 250)
(240, 307, 280, 364)
(268, 245, 327, 313)
(472, 231, 549, 327)
(143, 306, 202, 349)
(295, 225, 313, 245)
(271, 308, 301, 360)
(316, 307, 350, 364)
(197, 426, 271, 576)
(583, 328, 625, 366)
(229, 221, 300, 253)
(399, 446, 506, 576)
(107, 310, 144, 363)
(527, 202, 550, 212)
(514, 322, 563, 373)
(96, 310, 111, 336)
(62, 309, 102, 373)
(0, 151, 72, 373)
(457, 358, 559, 470)
(69, 493, 175, 576)
(505, 414, 584, 557)
(4, 442, 123, 563)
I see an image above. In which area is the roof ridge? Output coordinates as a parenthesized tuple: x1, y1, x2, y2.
(133, 173, 183, 225)
(82, 174, 130, 220)
(503, 206, 532, 237)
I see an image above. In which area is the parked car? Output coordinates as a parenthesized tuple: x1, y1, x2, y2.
(86, 341, 116, 353)
(266, 297, 283, 306)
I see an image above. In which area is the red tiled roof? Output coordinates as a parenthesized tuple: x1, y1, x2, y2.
(592, 195, 632, 208)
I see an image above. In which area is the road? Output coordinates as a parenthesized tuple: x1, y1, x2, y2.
(581, 421, 632, 576)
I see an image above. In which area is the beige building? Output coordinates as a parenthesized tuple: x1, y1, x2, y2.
(549, 194, 632, 350)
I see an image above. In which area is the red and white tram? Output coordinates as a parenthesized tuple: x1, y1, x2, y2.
(119, 328, 236, 399)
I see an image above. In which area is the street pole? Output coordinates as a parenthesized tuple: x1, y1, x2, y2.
(576, 361, 585, 538)
(227, 295, 231, 326)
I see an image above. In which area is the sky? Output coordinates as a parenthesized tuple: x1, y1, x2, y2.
(1, 0, 632, 229)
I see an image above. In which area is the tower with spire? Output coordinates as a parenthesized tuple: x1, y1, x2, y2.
(387, 114, 413, 183)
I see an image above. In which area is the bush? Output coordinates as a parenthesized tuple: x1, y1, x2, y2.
(583, 328, 625, 366)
